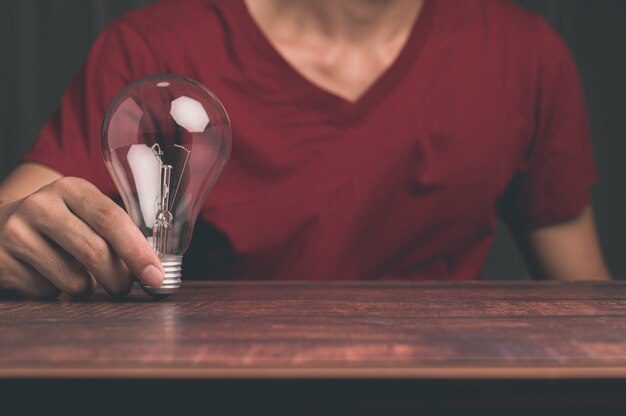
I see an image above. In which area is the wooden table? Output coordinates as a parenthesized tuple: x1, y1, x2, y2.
(2, 281, 626, 414)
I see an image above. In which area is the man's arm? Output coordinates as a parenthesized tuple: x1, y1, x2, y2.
(0, 163, 63, 203)
(524, 205, 611, 280)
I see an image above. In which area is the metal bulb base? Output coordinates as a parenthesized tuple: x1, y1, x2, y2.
(140, 255, 182, 300)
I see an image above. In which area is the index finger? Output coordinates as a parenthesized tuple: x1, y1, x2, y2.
(58, 178, 164, 287)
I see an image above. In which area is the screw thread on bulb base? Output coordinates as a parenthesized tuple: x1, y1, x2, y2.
(140, 255, 182, 300)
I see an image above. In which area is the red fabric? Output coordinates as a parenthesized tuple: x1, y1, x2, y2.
(22, 0, 597, 280)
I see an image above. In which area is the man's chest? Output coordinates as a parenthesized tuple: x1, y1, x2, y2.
(201, 68, 534, 259)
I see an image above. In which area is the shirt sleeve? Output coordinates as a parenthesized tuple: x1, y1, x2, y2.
(21, 18, 161, 198)
(499, 20, 598, 231)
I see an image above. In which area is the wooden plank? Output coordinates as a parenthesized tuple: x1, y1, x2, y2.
(2, 281, 626, 378)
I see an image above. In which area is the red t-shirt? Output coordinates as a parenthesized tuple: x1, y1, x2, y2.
(23, 0, 597, 280)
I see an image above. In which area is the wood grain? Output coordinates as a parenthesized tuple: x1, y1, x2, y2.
(2, 281, 626, 378)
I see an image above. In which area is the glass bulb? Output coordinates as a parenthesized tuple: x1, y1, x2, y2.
(101, 74, 231, 299)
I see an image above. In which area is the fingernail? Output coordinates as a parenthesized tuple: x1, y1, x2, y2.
(141, 264, 163, 287)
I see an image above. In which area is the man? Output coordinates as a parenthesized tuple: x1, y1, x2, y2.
(0, 0, 611, 299)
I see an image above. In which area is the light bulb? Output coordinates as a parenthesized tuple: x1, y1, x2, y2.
(101, 74, 231, 299)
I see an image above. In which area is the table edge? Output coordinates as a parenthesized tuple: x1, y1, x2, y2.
(4, 366, 626, 379)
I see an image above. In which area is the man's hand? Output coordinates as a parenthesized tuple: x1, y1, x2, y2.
(0, 176, 163, 299)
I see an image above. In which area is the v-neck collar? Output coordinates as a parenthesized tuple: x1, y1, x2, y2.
(228, 0, 437, 124)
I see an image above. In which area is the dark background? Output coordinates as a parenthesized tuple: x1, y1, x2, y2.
(0, 0, 624, 279)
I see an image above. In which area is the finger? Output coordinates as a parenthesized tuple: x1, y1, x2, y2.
(0, 252, 61, 300)
(5, 220, 96, 298)
(36, 204, 134, 297)
(56, 178, 164, 287)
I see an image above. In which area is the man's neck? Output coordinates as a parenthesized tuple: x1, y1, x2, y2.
(243, 0, 426, 102)
(245, 0, 424, 46)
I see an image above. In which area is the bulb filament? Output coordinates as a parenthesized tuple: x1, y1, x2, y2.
(153, 164, 173, 256)
(150, 143, 191, 257)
